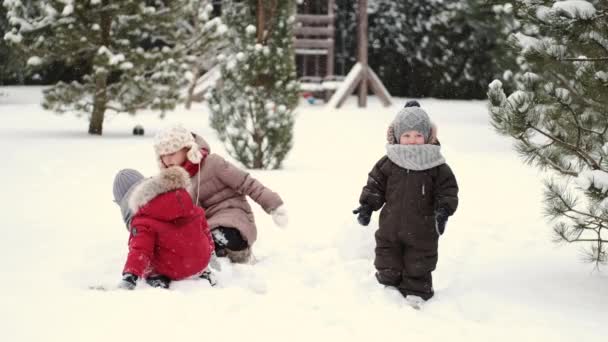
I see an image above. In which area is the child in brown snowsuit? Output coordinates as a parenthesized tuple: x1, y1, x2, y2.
(354, 102, 459, 305)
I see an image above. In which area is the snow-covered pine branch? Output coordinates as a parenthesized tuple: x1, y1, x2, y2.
(208, 0, 298, 169)
(488, 0, 608, 265)
(3, 0, 225, 134)
(357, 0, 517, 98)
(561, 57, 608, 62)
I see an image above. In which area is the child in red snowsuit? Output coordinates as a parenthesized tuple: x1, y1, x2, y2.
(112, 166, 215, 289)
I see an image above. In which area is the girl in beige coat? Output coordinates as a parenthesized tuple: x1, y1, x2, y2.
(153, 124, 288, 263)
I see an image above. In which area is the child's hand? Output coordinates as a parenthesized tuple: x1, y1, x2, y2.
(435, 207, 449, 235)
(118, 273, 138, 290)
(353, 204, 372, 226)
(271, 205, 289, 228)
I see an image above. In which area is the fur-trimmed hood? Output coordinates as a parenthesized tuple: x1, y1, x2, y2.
(123, 166, 213, 280)
(128, 166, 192, 218)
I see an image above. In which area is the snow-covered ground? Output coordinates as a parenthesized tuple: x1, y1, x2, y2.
(0, 87, 605, 341)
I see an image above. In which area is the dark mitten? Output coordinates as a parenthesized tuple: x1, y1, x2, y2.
(146, 275, 171, 289)
(435, 207, 450, 235)
(353, 204, 372, 226)
(119, 273, 138, 290)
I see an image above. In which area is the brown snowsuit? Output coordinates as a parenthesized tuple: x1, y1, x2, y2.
(359, 156, 458, 300)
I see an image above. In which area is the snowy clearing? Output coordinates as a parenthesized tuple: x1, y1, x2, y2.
(0, 86, 605, 342)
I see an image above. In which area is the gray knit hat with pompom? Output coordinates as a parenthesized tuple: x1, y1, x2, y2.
(392, 106, 432, 143)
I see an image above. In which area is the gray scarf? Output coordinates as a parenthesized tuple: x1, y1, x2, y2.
(386, 144, 446, 171)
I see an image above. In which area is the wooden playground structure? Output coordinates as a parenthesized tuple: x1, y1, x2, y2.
(294, 0, 338, 101)
(295, 0, 391, 108)
(189, 0, 391, 108)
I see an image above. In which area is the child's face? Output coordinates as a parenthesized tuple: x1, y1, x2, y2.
(161, 147, 189, 167)
(399, 130, 425, 145)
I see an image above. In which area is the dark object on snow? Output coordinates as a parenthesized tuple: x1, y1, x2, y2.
(404, 100, 420, 108)
(353, 204, 372, 226)
(133, 125, 145, 136)
(146, 274, 171, 289)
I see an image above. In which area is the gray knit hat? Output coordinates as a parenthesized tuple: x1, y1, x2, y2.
(392, 107, 432, 143)
(112, 169, 144, 226)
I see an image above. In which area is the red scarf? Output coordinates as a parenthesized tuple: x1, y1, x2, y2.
(180, 148, 209, 177)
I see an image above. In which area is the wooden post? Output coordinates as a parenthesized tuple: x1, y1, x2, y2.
(327, 0, 392, 109)
(327, 0, 335, 78)
(357, 0, 368, 107)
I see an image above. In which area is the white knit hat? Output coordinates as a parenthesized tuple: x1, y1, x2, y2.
(153, 124, 203, 168)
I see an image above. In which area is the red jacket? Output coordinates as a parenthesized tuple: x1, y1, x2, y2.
(123, 167, 213, 280)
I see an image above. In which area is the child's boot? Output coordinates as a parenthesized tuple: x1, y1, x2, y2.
(226, 246, 252, 263)
(199, 268, 218, 287)
(146, 275, 171, 289)
(405, 295, 425, 310)
(212, 227, 250, 263)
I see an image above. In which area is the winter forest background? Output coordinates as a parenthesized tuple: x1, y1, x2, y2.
(1, 0, 515, 98)
(0, 0, 607, 340)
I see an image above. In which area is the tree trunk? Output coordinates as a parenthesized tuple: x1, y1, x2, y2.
(253, 152, 264, 169)
(185, 66, 201, 110)
(89, 3, 112, 135)
(357, 0, 368, 108)
(89, 72, 108, 135)
(256, 0, 265, 43)
(252, 129, 264, 169)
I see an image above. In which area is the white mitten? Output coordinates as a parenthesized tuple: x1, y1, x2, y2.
(271, 205, 288, 228)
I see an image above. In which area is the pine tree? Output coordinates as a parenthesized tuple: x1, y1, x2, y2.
(4, 0, 224, 135)
(183, 1, 228, 109)
(334, 0, 357, 76)
(208, 0, 298, 169)
(332, 0, 515, 99)
(488, 0, 608, 265)
(442, 1, 519, 98)
(0, 1, 25, 85)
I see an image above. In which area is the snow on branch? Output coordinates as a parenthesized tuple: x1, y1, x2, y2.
(560, 57, 608, 62)
(552, 1, 597, 20)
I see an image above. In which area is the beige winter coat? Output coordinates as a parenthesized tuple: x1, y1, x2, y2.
(181, 135, 283, 245)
